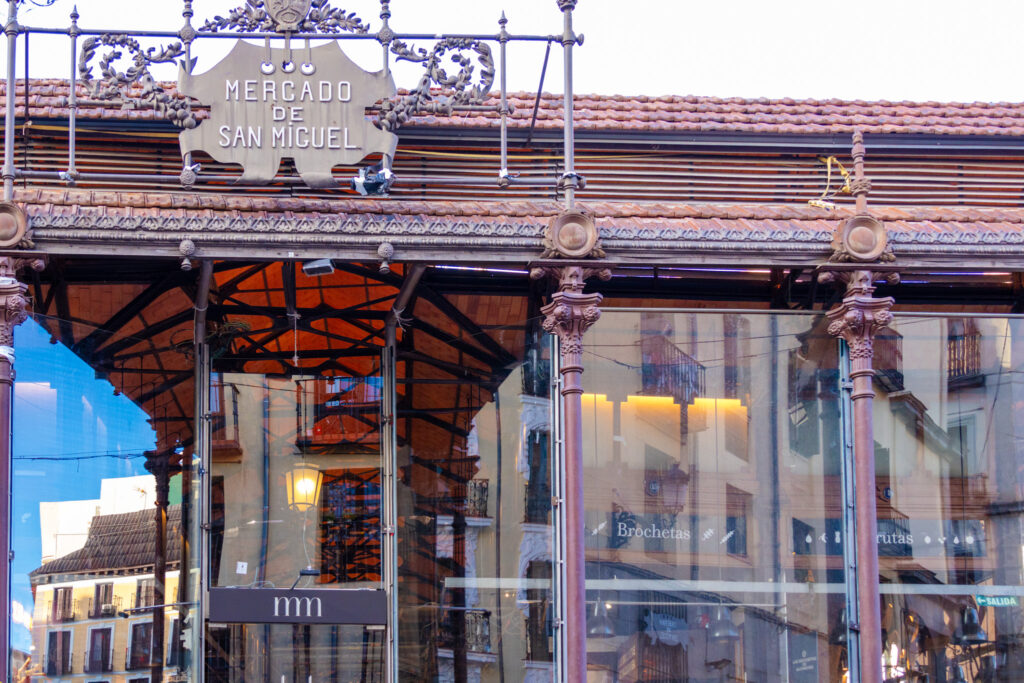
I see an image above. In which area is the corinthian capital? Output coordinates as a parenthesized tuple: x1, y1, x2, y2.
(539, 265, 606, 372)
(826, 286, 894, 363)
(0, 273, 28, 352)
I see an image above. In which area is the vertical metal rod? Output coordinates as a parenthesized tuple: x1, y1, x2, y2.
(66, 6, 78, 183)
(0, 333, 12, 683)
(193, 258, 212, 683)
(839, 341, 861, 683)
(3, 0, 20, 201)
(181, 1, 194, 180)
(382, 322, 398, 683)
(498, 12, 509, 185)
(550, 335, 567, 682)
(558, 1, 577, 210)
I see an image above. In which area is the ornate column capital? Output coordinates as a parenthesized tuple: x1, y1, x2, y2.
(536, 265, 608, 375)
(0, 272, 28, 356)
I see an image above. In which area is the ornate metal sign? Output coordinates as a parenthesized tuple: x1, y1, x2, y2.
(265, 0, 313, 31)
(178, 40, 397, 188)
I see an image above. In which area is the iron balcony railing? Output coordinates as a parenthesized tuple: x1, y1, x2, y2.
(465, 479, 489, 519)
(439, 607, 492, 654)
(640, 335, 705, 404)
(948, 331, 984, 388)
(873, 327, 905, 392)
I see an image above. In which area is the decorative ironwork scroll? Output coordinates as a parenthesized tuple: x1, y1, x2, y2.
(378, 38, 495, 132)
(199, 0, 370, 34)
(77, 35, 197, 129)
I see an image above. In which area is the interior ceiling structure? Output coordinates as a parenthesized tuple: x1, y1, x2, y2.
(26, 258, 542, 467)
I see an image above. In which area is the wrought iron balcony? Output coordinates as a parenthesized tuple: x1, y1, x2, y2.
(439, 607, 492, 653)
(948, 330, 985, 389)
(873, 327, 904, 392)
(465, 479, 489, 518)
(640, 335, 705, 404)
(85, 650, 113, 673)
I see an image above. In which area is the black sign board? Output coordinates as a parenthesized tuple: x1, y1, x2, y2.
(787, 630, 819, 683)
(209, 588, 386, 625)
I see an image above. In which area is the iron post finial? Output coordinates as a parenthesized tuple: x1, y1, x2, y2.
(70, 5, 78, 21)
(557, 0, 578, 10)
(380, 0, 391, 21)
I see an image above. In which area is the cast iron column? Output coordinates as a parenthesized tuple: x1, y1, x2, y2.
(826, 273, 892, 683)
(820, 131, 898, 683)
(540, 265, 603, 682)
(0, 261, 28, 681)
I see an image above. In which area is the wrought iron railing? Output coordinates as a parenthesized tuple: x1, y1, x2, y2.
(439, 607, 492, 653)
(465, 479, 489, 518)
(91, 595, 122, 619)
(948, 331, 984, 388)
(640, 335, 705, 404)
(873, 327, 904, 392)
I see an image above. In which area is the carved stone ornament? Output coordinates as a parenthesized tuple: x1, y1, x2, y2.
(265, 0, 312, 31)
(540, 209, 605, 259)
(178, 40, 398, 188)
(0, 202, 29, 249)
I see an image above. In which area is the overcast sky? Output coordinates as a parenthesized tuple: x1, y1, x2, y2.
(4, 0, 1023, 102)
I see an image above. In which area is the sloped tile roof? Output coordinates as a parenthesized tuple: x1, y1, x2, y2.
(5, 80, 1024, 136)
(31, 505, 182, 578)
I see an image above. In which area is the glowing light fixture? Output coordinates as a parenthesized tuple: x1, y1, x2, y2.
(286, 462, 323, 512)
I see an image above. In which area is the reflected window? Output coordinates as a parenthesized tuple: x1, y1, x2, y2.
(128, 622, 153, 670)
(726, 486, 750, 557)
(135, 578, 155, 609)
(46, 630, 72, 676)
(92, 582, 113, 618)
(51, 586, 74, 622)
(524, 429, 551, 524)
(86, 626, 113, 673)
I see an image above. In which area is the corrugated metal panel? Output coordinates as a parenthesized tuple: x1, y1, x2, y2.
(10, 125, 1024, 207)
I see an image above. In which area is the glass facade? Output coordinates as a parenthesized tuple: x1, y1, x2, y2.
(11, 278, 1024, 683)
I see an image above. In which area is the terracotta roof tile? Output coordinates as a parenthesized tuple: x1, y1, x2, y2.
(7, 79, 1024, 136)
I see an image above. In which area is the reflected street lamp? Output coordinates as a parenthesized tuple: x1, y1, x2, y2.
(286, 462, 323, 512)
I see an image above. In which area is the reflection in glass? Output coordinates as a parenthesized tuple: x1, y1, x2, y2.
(396, 291, 554, 682)
(13, 293, 200, 683)
(582, 311, 843, 682)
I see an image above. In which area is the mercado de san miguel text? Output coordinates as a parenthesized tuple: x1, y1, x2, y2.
(3, 1, 1024, 682)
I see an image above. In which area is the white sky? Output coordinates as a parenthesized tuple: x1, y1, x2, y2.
(3, 0, 1023, 103)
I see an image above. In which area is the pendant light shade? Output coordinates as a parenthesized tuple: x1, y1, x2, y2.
(586, 598, 615, 638)
(708, 605, 740, 643)
(286, 462, 323, 511)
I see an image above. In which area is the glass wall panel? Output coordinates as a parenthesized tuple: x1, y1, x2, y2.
(874, 315, 1024, 682)
(396, 290, 555, 682)
(12, 273, 200, 683)
(582, 310, 845, 682)
(203, 262, 390, 681)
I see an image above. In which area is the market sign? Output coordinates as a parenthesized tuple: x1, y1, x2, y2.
(209, 587, 386, 625)
(179, 40, 398, 188)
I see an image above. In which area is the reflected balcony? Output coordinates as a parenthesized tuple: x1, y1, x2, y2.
(873, 327, 905, 392)
(948, 328, 985, 389)
(438, 607, 492, 653)
(640, 334, 705, 404)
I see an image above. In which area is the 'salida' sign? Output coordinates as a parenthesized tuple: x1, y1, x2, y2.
(178, 40, 398, 188)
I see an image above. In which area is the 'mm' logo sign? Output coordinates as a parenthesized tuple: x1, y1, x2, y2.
(209, 587, 385, 625)
(274, 595, 323, 618)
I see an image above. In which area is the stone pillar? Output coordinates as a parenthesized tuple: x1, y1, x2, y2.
(0, 260, 29, 681)
(536, 264, 606, 682)
(825, 270, 893, 683)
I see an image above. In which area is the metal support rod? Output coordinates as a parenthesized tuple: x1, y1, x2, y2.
(559, 1, 577, 210)
(18, 25, 559, 42)
(839, 341, 862, 683)
(4, 0, 20, 201)
(382, 262, 423, 683)
(498, 12, 509, 184)
(65, 6, 79, 184)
